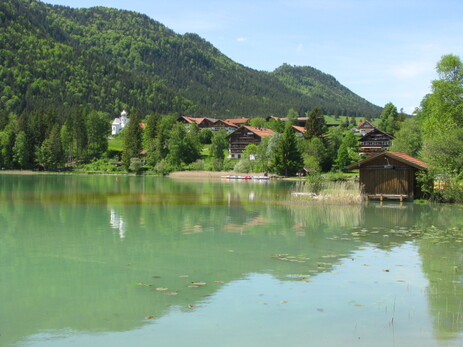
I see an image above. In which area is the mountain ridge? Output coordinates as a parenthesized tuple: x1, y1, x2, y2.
(0, 0, 382, 118)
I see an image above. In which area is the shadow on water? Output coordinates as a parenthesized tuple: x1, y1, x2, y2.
(0, 175, 462, 345)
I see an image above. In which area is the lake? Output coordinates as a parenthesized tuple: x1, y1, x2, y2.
(1, 174, 463, 346)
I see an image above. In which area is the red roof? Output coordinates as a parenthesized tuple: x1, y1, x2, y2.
(225, 118, 249, 125)
(358, 120, 375, 128)
(292, 125, 306, 133)
(346, 151, 429, 170)
(387, 152, 430, 169)
(214, 119, 239, 128)
(243, 126, 274, 138)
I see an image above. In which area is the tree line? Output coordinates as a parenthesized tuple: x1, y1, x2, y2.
(0, 107, 110, 171)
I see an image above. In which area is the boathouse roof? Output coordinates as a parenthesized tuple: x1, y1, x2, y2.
(346, 151, 429, 171)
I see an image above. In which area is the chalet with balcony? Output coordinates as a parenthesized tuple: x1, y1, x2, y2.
(358, 128, 394, 155)
(354, 120, 376, 136)
(211, 119, 239, 133)
(227, 126, 274, 159)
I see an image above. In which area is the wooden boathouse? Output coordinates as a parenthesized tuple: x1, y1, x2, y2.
(346, 151, 430, 201)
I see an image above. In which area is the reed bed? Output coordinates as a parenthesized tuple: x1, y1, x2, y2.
(290, 180, 362, 205)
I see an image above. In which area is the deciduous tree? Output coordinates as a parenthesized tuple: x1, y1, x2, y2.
(420, 54, 463, 140)
(378, 103, 399, 134)
(13, 131, 30, 169)
(390, 117, 422, 157)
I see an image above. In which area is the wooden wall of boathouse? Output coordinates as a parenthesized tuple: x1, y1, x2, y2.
(358, 156, 421, 199)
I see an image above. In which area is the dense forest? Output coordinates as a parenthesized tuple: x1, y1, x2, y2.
(273, 65, 378, 117)
(0, 0, 382, 118)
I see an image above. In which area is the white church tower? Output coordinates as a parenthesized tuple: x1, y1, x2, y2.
(111, 110, 130, 135)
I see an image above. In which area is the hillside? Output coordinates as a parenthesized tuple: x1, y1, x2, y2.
(0, 0, 382, 118)
(272, 64, 378, 118)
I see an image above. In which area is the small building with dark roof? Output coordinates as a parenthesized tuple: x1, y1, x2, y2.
(346, 151, 430, 201)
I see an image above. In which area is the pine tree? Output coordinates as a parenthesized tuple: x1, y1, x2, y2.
(0, 114, 17, 169)
(271, 123, 303, 176)
(143, 113, 160, 146)
(122, 112, 142, 169)
(68, 109, 88, 160)
(36, 125, 64, 171)
(86, 111, 110, 159)
(304, 107, 326, 140)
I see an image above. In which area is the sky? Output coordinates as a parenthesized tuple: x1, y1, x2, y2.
(43, 0, 463, 114)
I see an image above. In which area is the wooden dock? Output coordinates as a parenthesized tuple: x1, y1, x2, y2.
(366, 194, 408, 202)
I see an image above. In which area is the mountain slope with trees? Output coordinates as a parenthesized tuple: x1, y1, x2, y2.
(272, 64, 380, 118)
(0, 0, 382, 118)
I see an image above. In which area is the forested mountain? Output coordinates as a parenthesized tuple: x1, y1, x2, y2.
(0, 0, 382, 118)
(272, 65, 378, 118)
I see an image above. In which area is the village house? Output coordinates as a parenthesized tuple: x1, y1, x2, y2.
(358, 128, 394, 155)
(346, 151, 429, 201)
(353, 120, 376, 136)
(211, 119, 239, 133)
(227, 126, 274, 159)
(177, 116, 217, 128)
(111, 110, 129, 135)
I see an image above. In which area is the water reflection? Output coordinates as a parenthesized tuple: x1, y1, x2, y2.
(420, 239, 463, 340)
(110, 209, 126, 239)
(0, 175, 463, 346)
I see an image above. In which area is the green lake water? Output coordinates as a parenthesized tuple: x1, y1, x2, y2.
(1, 174, 463, 346)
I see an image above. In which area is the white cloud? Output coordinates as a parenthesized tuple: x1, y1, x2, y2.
(236, 37, 248, 42)
(297, 43, 303, 52)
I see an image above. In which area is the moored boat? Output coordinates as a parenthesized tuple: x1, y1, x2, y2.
(221, 175, 269, 180)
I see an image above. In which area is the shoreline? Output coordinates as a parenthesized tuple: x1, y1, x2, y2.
(168, 171, 270, 179)
(0, 169, 275, 179)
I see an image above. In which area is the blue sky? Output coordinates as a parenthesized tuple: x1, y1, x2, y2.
(44, 0, 463, 114)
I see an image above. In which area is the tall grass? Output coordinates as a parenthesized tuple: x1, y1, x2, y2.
(291, 179, 361, 205)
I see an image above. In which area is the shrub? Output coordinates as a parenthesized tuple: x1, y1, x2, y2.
(129, 158, 143, 172)
(187, 159, 206, 171)
(154, 159, 174, 175)
(305, 172, 324, 194)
